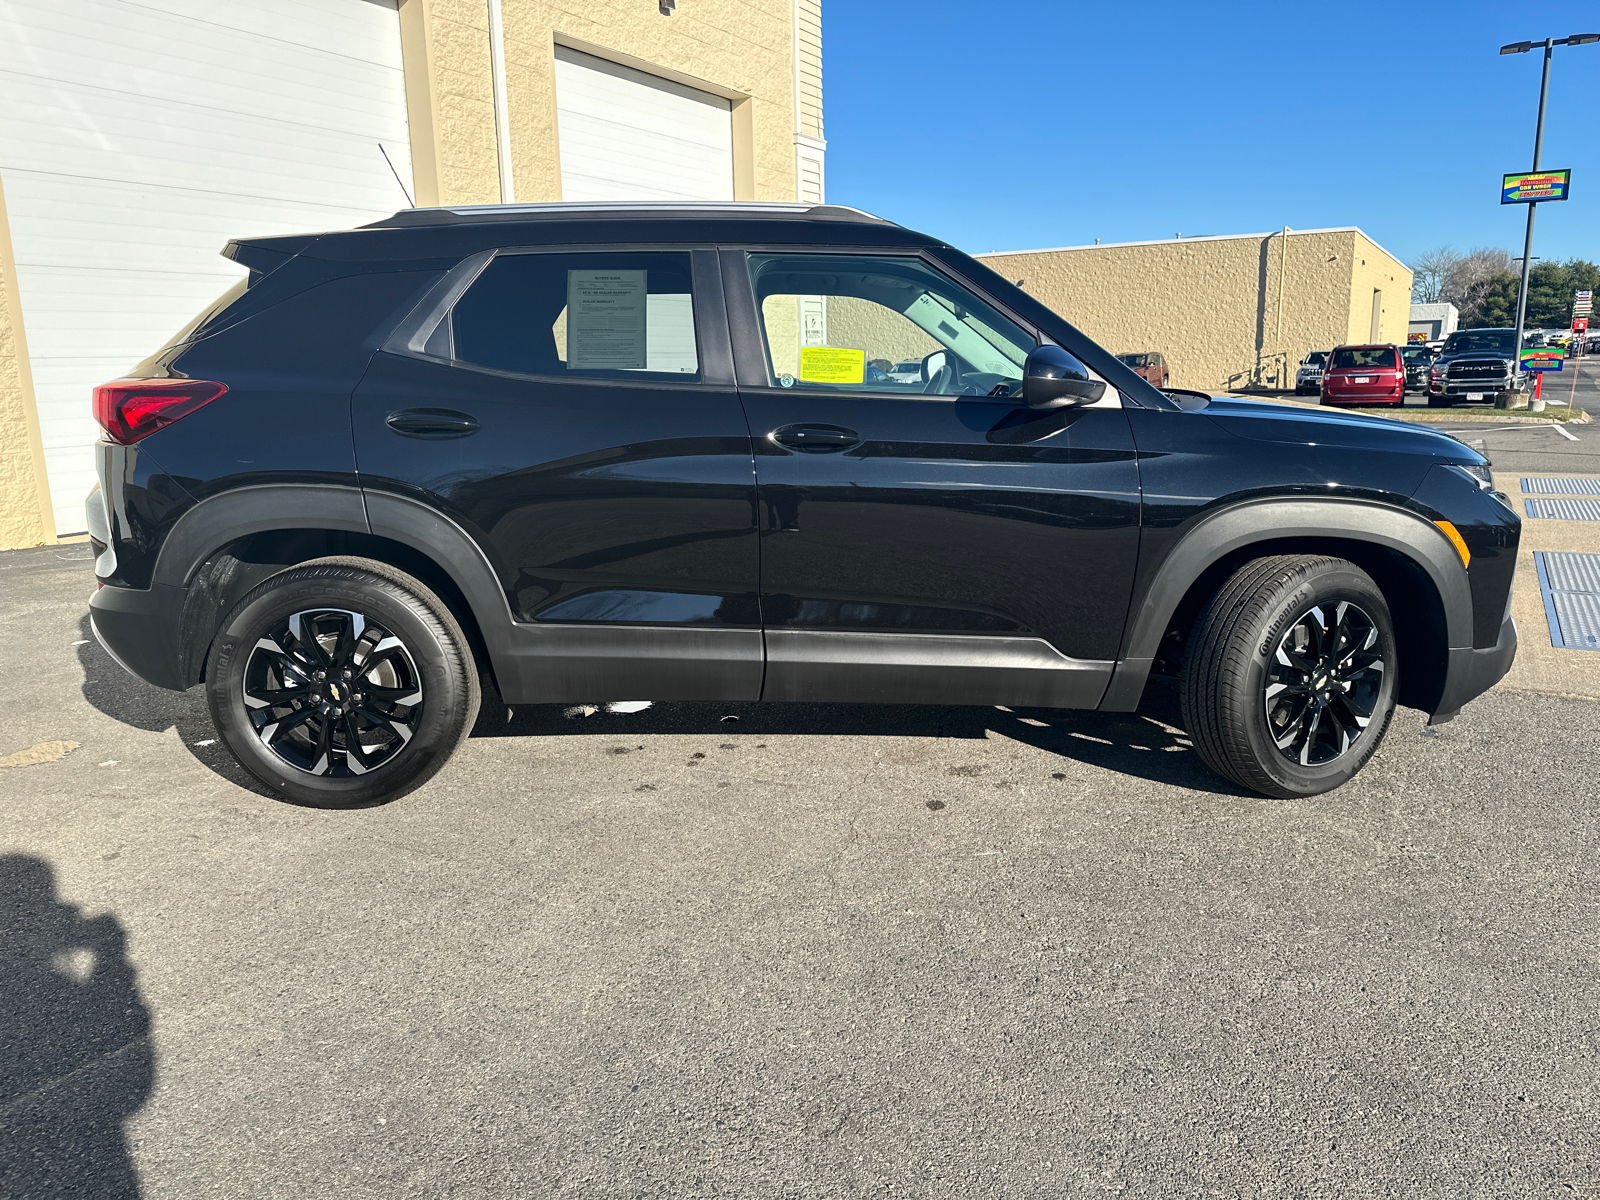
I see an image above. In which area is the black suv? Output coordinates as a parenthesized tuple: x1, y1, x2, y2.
(86, 203, 1519, 806)
(1427, 327, 1523, 406)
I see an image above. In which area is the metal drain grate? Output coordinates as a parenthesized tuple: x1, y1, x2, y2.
(1535, 551, 1600, 650)
(1522, 477, 1600, 495)
(1525, 498, 1600, 520)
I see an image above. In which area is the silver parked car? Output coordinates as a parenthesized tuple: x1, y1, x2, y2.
(1294, 350, 1329, 395)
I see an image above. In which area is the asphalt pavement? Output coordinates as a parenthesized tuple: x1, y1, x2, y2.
(4, 413, 1600, 1196)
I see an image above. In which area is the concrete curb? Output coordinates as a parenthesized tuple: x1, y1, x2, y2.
(1223, 392, 1592, 425)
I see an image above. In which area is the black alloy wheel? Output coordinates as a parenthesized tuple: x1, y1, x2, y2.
(1262, 602, 1385, 767)
(207, 558, 479, 807)
(243, 608, 424, 777)
(1181, 555, 1398, 798)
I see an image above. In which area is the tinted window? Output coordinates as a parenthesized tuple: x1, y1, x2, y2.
(1330, 347, 1398, 369)
(1304, 351, 1327, 366)
(746, 253, 1035, 397)
(451, 251, 699, 380)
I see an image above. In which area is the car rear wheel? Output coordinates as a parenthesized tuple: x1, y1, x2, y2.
(1180, 555, 1398, 798)
(205, 557, 480, 807)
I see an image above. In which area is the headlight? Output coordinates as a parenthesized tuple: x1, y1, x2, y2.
(1458, 463, 1494, 490)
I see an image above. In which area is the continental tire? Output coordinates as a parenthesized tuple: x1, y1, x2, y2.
(1180, 555, 1398, 799)
(205, 557, 480, 807)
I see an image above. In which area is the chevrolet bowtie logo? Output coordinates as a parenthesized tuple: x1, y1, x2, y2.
(328, 683, 342, 701)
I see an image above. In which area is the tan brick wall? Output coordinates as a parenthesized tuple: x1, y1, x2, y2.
(1348, 230, 1413, 348)
(979, 229, 1414, 393)
(399, 0, 502, 206)
(0, 175, 55, 550)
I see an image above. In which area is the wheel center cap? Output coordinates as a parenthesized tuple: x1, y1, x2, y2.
(327, 682, 343, 702)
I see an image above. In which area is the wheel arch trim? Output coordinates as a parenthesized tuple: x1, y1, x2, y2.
(1101, 497, 1473, 711)
(154, 483, 517, 670)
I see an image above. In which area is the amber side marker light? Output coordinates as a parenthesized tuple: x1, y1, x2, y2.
(1434, 520, 1471, 568)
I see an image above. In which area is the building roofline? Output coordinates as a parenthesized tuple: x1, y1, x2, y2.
(977, 226, 1409, 269)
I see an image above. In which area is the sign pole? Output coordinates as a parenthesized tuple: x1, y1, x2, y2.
(1511, 37, 1554, 393)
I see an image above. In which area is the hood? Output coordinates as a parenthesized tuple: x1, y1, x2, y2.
(1196, 397, 1484, 464)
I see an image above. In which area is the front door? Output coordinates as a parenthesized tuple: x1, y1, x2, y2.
(353, 246, 762, 703)
(723, 249, 1141, 707)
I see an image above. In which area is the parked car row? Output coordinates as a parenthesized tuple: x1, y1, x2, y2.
(1291, 327, 1534, 409)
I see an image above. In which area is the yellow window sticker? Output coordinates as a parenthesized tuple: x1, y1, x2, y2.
(798, 346, 865, 384)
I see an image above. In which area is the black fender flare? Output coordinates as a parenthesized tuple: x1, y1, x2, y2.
(155, 484, 515, 683)
(1098, 497, 1474, 711)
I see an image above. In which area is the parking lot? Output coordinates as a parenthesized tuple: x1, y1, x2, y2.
(5, 385, 1600, 1197)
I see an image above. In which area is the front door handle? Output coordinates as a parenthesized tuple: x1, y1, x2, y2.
(386, 408, 480, 439)
(769, 423, 860, 453)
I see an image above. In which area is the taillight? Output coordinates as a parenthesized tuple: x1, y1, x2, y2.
(93, 378, 227, 445)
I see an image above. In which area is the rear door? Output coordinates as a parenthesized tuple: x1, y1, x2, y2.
(722, 247, 1141, 707)
(352, 245, 762, 702)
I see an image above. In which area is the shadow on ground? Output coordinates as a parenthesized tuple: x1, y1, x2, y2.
(468, 676, 1250, 796)
(75, 607, 1244, 799)
(0, 854, 152, 1199)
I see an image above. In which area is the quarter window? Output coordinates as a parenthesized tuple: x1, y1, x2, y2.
(449, 251, 700, 380)
(746, 253, 1035, 397)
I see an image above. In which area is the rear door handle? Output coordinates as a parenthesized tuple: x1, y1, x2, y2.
(386, 408, 479, 439)
(769, 423, 860, 453)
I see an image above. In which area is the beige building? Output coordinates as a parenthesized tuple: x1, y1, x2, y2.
(0, 0, 823, 550)
(979, 228, 1413, 393)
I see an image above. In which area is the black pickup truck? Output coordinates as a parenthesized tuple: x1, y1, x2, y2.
(1426, 328, 1524, 407)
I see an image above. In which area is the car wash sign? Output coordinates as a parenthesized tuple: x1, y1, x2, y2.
(1502, 169, 1571, 204)
(1521, 348, 1565, 372)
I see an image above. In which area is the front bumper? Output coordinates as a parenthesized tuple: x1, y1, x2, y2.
(1430, 379, 1516, 398)
(1430, 611, 1517, 722)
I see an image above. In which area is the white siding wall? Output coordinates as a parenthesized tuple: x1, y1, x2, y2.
(0, 0, 414, 533)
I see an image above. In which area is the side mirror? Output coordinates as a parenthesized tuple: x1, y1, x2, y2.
(1022, 345, 1106, 409)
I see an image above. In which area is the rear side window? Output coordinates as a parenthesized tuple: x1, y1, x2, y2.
(1331, 347, 1397, 369)
(450, 251, 700, 381)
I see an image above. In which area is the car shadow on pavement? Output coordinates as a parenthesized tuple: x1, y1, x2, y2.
(469, 677, 1254, 797)
(73, 613, 1246, 799)
(74, 614, 278, 799)
(0, 854, 153, 1199)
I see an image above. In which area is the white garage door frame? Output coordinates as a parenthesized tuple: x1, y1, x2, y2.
(0, 0, 416, 535)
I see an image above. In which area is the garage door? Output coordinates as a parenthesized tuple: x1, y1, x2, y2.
(554, 46, 734, 204)
(0, 0, 414, 535)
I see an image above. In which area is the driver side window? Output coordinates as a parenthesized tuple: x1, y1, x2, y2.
(747, 253, 1036, 397)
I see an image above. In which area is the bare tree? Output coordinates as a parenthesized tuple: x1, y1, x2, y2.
(1410, 246, 1462, 304)
(1447, 247, 1517, 325)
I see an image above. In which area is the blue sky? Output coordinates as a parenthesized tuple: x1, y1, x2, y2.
(824, 1, 1600, 268)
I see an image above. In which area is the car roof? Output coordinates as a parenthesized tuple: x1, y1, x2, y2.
(243, 201, 941, 263)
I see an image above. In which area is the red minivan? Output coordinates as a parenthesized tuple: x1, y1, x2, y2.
(1320, 344, 1404, 407)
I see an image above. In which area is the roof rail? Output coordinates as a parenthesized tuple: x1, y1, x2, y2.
(363, 201, 892, 228)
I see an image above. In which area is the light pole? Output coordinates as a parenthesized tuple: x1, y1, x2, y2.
(1500, 34, 1599, 393)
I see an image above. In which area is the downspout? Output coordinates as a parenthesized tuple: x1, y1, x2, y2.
(1276, 225, 1289, 354)
(487, 0, 515, 203)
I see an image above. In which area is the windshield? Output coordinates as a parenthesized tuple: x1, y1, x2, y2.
(1117, 353, 1152, 368)
(1402, 347, 1432, 363)
(1303, 352, 1327, 366)
(1331, 347, 1397, 369)
(1443, 329, 1516, 355)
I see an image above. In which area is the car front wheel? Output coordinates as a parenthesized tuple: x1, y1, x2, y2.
(205, 558, 480, 807)
(1180, 555, 1398, 798)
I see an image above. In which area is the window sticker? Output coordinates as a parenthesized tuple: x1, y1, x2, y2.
(567, 270, 647, 369)
(798, 346, 865, 384)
